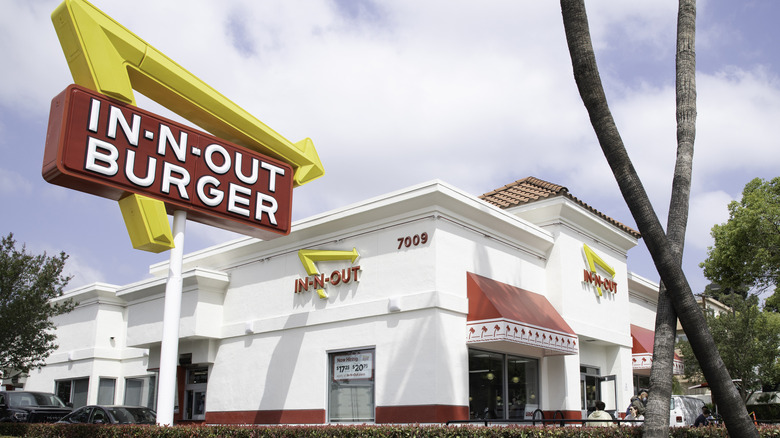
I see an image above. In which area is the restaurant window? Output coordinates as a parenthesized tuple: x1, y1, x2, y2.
(97, 378, 116, 405)
(328, 348, 375, 422)
(633, 374, 650, 398)
(56, 378, 89, 408)
(183, 366, 208, 420)
(468, 349, 539, 420)
(124, 374, 157, 409)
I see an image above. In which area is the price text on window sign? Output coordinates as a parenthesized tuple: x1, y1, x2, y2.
(43, 85, 294, 237)
(333, 353, 373, 380)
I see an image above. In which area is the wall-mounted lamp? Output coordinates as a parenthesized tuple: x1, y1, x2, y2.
(388, 297, 401, 312)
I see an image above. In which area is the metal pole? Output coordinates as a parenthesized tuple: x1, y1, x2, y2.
(156, 210, 187, 425)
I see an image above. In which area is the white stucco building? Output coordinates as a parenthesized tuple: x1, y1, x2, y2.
(8, 177, 681, 424)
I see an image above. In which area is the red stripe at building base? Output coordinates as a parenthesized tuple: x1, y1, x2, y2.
(206, 409, 326, 424)
(375, 405, 469, 423)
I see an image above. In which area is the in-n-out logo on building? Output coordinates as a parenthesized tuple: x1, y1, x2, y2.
(582, 244, 617, 296)
(295, 248, 361, 299)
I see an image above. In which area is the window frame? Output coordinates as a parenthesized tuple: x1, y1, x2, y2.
(327, 347, 376, 423)
(55, 377, 90, 408)
(467, 348, 540, 420)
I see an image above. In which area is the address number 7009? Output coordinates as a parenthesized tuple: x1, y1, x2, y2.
(397, 233, 429, 249)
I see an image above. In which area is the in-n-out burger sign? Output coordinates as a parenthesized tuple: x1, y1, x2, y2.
(43, 85, 294, 238)
(295, 248, 361, 299)
(582, 244, 618, 296)
(295, 266, 362, 295)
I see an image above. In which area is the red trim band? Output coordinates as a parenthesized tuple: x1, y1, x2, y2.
(206, 409, 326, 424)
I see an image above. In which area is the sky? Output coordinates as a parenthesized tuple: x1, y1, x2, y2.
(1, 0, 779, 298)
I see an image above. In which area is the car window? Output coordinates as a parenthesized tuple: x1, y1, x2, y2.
(129, 407, 156, 424)
(66, 407, 92, 423)
(107, 407, 133, 423)
(91, 408, 108, 424)
(6, 392, 66, 408)
(8, 393, 36, 407)
(106, 407, 156, 424)
(32, 393, 66, 407)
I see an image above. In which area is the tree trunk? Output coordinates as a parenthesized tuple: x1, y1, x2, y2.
(644, 1, 697, 436)
(559, 1, 758, 436)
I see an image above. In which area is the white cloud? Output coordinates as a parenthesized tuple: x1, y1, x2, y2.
(686, 190, 733, 250)
(696, 67, 780, 178)
(0, 168, 33, 195)
(1, 0, 778, 291)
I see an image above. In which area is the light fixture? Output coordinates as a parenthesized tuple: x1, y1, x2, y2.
(512, 376, 520, 384)
(486, 372, 495, 381)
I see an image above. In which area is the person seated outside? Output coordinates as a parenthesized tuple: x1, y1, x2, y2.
(625, 405, 644, 426)
(694, 406, 712, 427)
(587, 401, 615, 427)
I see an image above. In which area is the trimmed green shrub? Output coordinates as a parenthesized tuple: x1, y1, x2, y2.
(0, 423, 778, 438)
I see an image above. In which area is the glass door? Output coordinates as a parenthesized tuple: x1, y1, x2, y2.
(580, 366, 600, 418)
(184, 366, 208, 420)
(599, 375, 618, 413)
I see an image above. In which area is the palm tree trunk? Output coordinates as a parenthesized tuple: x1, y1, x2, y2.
(644, 1, 697, 436)
(559, 1, 758, 436)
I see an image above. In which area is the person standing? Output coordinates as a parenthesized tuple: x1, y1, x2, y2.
(631, 390, 648, 416)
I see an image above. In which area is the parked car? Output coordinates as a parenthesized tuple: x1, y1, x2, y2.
(670, 395, 705, 426)
(0, 391, 72, 423)
(57, 405, 156, 424)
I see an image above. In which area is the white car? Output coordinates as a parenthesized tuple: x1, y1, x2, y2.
(670, 395, 705, 426)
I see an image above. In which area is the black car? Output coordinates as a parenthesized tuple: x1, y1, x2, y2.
(0, 391, 72, 423)
(57, 405, 156, 424)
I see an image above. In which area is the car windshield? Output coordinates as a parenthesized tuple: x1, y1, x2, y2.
(7, 392, 67, 408)
(107, 407, 156, 424)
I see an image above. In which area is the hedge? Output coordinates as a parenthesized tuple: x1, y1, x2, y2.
(1, 424, 780, 438)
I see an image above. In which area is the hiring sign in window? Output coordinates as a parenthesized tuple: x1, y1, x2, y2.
(332, 351, 373, 380)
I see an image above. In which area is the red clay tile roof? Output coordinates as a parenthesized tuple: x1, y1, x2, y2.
(479, 176, 641, 239)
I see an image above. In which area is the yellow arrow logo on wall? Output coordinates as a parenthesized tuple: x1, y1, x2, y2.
(298, 249, 360, 299)
(583, 244, 616, 296)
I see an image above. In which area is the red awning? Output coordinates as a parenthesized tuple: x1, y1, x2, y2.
(466, 272, 578, 355)
(630, 324, 684, 375)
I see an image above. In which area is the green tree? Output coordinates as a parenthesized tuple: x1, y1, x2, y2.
(0, 233, 75, 377)
(677, 295, 780, 403)
(701, 177, 780, 307)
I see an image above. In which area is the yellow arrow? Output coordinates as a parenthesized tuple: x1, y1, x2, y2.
(51, 0, 323, 187)
(298, 249, 360, 299)
(583, 244, 616, 296)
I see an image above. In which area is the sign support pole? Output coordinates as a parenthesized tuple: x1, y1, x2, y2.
(156, 209, 187, 425)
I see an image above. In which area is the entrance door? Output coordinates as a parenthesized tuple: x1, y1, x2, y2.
(599, 375, 618, 412)
(580, 367, 600, 418)
(580, 367, 618, 419)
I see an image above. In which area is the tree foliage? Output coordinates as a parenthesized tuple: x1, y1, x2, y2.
(0, 233, 75, 375)
(677, 295, 780, 402)
(701, 177, 780, 301)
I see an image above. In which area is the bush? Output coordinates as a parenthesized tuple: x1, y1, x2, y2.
(0, 423, 778, 438)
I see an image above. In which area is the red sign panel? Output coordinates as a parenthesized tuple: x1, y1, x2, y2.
(43, 85, 294, 238)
